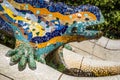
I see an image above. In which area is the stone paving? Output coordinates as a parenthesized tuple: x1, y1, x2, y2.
(69, 36, 120, 61)
(0, 74, 11, 80)
(0, 36, 120, 80)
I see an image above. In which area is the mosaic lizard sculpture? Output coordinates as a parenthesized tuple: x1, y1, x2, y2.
(0, 0, 104, 71)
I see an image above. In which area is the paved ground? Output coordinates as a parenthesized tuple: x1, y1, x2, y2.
(0, 36, 120, 80)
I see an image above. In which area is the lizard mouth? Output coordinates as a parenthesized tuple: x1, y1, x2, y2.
(85, 25, 103, 39)
(75, 31, 103, 43)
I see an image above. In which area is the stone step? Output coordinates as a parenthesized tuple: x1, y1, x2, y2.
(0, 36, 120, 80)
(69, 36, 120, 62)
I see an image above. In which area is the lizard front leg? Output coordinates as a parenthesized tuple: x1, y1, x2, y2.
(6, 40, 36, 71)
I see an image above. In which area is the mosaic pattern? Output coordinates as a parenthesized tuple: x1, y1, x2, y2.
(14, 0, 101, 20)
(0, 0, 104, 70)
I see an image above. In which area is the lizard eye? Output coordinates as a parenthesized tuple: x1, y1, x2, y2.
(85, 18, 90, 21)
(72, 27, 77, 33)
(73, 21, 77, 24)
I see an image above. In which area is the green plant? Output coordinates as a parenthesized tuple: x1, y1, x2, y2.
(0, 30, 16, 48)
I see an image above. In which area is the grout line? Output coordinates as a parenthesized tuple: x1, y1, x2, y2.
(70, 44, 106, 60)
(89, 40, 120, 51)
(78, 56, 84, 76)
(91, 40, 98, 59)
(0, 73, 14, 80)
(104, 39, 109, 49)
(58, 73, 64, 80)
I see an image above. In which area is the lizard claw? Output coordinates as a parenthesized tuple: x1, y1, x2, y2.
(6, 43, 36, 71)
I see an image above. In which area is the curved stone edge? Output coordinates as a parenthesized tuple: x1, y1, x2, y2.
(63, 48, 120, 68)
(60, 74, 120, 80)
(63, 48, 120, 77)
(0, 44, 120, 80)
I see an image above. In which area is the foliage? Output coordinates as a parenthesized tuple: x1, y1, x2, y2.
(54, 0, 120, 39)
(0, 30, 16, 48)
(45, 52, 66, 72)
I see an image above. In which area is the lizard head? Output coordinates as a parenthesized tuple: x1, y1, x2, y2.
(65, 5, 104, 41)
